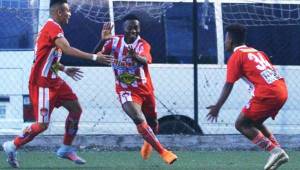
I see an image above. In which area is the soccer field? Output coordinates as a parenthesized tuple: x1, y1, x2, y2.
(1, 150, 299, 170)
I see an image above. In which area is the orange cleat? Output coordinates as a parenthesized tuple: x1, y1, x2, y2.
(140, 141, 153, 160)
(160, 149, 177, 165)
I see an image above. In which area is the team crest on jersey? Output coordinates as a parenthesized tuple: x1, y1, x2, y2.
(40, 108, 49, 117)
(118, 72, 140, 85)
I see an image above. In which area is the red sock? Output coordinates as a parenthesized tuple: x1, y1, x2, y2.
(63, 112, 81, 145)
(268, 134, 280, 147)
(137, 121, 164, 154)
(252, 131, 276, 151)
(14, 123, 47, 148)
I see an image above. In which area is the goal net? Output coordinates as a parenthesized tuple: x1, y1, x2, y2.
(69, 0, 173, 23)
(219, 0, 300, 26)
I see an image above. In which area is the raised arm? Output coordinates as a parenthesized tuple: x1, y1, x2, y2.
(93, 22, 114, 53)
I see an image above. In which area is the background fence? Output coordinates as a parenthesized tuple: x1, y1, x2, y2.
(1, 0, 300, 135)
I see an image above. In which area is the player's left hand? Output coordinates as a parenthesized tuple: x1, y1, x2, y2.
(206, 105, 220, 123)
(101, 22, 114, 40)
(127, 46, 137, 58)
(64, 67, 83, 81)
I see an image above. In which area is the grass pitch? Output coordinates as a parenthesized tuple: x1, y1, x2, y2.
(1, 150, 299, 170)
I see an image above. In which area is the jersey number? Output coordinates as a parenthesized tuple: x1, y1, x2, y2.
(247, 53, 271, 71)
(247, 53, 281, 84)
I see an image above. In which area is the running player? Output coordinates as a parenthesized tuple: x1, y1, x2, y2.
(2, 0, 111, 168)
(207, 24, 289, 170)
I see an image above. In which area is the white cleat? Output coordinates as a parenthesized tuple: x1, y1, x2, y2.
(264, 147, 289, 170)
(269, 151, 289, 170)
(2, 141, 19, 168)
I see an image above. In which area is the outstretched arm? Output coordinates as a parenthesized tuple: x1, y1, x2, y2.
(55, 37, 112, 65)
(206, 82, 234, 122)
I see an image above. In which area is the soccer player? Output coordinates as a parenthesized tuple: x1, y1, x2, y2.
(94, 15, 177, 165)
(206, 24, 289, 170)
(2, 0, 111, 168)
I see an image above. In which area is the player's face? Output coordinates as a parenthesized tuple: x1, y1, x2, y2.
(124, 20, 140, 44)
(58, 3, 71, 24)
(224, 32, 233, 52)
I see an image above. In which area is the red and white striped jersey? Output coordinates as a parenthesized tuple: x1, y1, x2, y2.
(226, 45, 286, 98)
(29, 18, 64, 87)
(102, 35, 154, 93)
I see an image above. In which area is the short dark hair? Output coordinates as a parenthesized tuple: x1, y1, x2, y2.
(50, 0, 68, 7)
(122, 14, 140, 22)
(225, 24, 246, 45)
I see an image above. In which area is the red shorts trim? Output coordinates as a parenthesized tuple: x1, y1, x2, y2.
(29, 81, 77, 123)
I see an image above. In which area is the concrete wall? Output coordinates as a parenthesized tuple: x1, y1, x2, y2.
(1, 134, 299, 151)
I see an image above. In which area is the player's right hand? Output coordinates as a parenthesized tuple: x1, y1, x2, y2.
(65, 67, 83, 81)
(206, 105, 220, 123)
(96, 53, 112, 65)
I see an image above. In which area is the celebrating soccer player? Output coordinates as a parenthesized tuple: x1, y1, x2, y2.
(94, 15, 177, 165)
(206, 24, 289, 170)
(2, 0, 112, 168)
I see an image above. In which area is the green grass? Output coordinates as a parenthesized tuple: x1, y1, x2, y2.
(1, 150, 299, 170)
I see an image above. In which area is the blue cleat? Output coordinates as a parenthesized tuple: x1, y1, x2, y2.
(56, 145, 86, 164)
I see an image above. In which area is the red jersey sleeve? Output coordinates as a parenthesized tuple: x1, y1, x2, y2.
(101, 39, 113, 54)
(226, 52, 243, 83)
(138, 42, 152, 64)
(47, 22, 64, 43)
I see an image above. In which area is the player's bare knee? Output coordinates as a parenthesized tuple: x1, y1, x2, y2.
(146, 118, 158, 128)
(74, 106, 82, 115)
(132, 116, 145, 125)
(147, 119, 159, 133)
(235, 119, 243, 132)
(76, 103, 83, 113)
(235, 112, 248, 131)
(129, 111, 145, 124)
(69, 103, 83, 114)
(62, 100, 83, 114)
